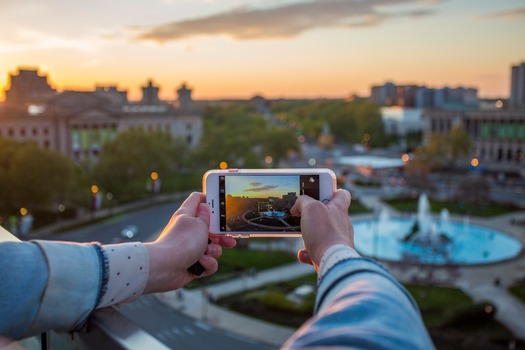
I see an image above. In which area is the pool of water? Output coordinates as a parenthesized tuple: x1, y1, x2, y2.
(353, 218, 523, 265)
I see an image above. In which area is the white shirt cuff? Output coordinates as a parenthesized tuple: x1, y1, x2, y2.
(318, 244, 360, 283)
(97, 242, 149, 308)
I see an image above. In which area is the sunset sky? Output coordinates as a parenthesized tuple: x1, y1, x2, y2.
(1, 0, 524, 101)
(226, 175, 298, 198)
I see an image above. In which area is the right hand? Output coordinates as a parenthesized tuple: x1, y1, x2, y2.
(290, 189, 354, 271)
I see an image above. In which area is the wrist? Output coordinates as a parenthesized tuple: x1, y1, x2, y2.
(317, 244, 360, 283)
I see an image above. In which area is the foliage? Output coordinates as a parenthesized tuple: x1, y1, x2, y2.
(423, 126, 472, 170)
(404, 284, 473, 327)
(92, 128, 188, 200)
(0, 138, 83, 215)
(348, 197, 372, 214)
(193, 104, 300, 168)
(383, 195, 520, 217)
(270, 99, 387, 147)
(403, 150, 436, 194)
(262, 126, 301, 167)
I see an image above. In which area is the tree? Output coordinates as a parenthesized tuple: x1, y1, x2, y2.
(193, 105, 268, 168)
(424, 126, 471, 170)
(270, 99, 386, 147)
(92, 128, 188, 199)
(262, 127, 300, 167)
(0, 139, 82, 214)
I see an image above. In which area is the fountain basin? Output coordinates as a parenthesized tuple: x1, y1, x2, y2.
(353, 218, 523, 265)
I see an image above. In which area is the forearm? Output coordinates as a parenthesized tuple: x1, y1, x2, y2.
(0, 241, 101, 339)
(283, 248, 435, 349)
(0, 240, 149, 340)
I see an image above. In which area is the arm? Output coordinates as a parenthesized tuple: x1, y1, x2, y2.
(0, 192, 236, 340)
(283, 190, 434, 349)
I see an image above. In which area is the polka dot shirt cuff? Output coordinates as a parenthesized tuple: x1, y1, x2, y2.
(318, 244, 360, 283)
(97, 242, 149, 308)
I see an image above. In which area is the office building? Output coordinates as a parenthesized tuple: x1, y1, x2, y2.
(510, 62, 525, 108)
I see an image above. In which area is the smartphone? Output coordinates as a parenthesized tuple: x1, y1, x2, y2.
(203, 168, 337, 237)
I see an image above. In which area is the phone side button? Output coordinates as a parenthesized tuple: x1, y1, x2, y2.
(228, 168, 239, 172)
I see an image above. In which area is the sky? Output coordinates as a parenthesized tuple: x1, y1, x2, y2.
(0, 0, 524, 101)
(226, 175, 298, 198)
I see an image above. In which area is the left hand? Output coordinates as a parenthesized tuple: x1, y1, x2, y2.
(144, 192, 236, 293)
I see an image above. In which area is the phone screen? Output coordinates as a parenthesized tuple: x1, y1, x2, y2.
(218, 174, 320, 232)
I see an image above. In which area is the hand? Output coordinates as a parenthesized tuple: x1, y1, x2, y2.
(144, 192, 236, 293)
(290, 189, 354, 271)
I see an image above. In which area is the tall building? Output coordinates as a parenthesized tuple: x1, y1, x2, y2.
(510, 61, 525, 109)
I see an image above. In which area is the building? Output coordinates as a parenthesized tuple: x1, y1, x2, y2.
(423, 109, 525, 174)
(0, 68, 202, 163)
(4, 68, 57, 108)
(381, 107, 423, 136)
(510, 62, 525, 109)
(370, 82, 478, 109)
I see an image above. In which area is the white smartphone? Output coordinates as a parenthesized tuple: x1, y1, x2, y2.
(203, 168, 337, 237)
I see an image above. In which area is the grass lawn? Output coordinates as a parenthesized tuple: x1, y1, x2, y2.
(349, 197, 372, 215)
(188, 247, 297, 288)
(216, 275, 521, 349)
(509, 284, 525, 303)
(384, 196, 520, 217)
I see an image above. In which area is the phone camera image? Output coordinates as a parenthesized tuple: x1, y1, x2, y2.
(219, 175, 320, 232)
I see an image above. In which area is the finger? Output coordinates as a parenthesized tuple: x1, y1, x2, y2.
(219, 236, 237, 248)
(290, 194, 315, 216)
(197, 255, 218, 276)
(326, 189, 351, 211)
(297, 249, 313, 265)
(210, 235, 237, 248)
(205, 243, 222, 259)
(176, 192, 205, 217)
(196, 203, 210, 226)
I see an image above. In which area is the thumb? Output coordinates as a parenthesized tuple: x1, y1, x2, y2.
(196, 203, 210, 227)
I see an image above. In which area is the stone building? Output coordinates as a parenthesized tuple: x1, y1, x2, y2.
(0, 68, 202, 163)
(423, 109, 525, 174)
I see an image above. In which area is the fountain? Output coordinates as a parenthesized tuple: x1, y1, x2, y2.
(353, 193, 523, 265)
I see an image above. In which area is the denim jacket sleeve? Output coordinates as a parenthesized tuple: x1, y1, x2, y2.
(0, 240, 103, 339)
(282, 256, 435, 349)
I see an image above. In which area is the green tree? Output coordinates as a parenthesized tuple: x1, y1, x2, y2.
(262, 127, 300, 167)
(92, 128, 188, 200)
(270, 99, 386, 147)
(193, 104, 267, 168)
(424, 126, 471, 170)
(0, 139, 81, 214)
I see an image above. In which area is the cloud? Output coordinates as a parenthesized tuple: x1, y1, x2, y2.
(131, 0, 440, 43)
(244, 184, 279, 192)
(477, 6, 525, 21)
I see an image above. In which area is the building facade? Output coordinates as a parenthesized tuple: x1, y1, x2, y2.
(370, 82, 478, 109)
(510, 62, 525, 109)
(423, 109, 525, 174)
(0, 68, 202, 163)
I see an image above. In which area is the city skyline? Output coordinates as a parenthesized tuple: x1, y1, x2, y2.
(1, 0, 524, 101)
